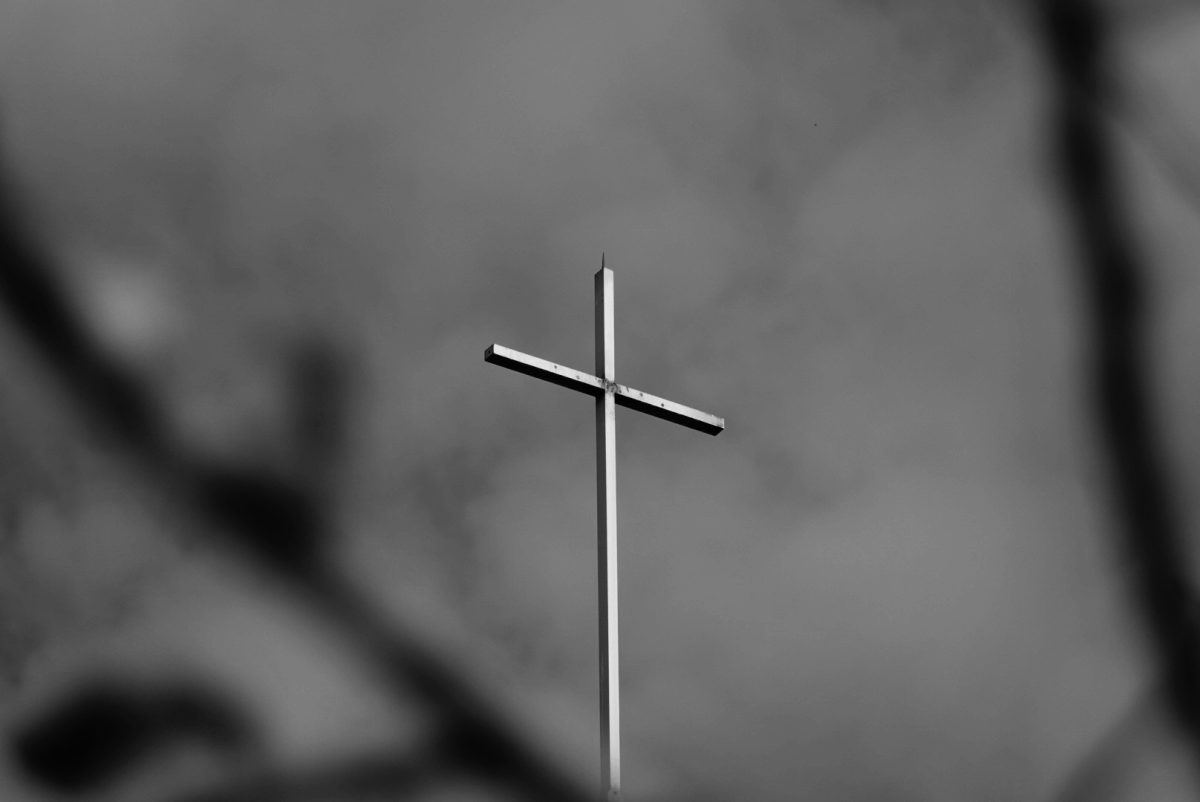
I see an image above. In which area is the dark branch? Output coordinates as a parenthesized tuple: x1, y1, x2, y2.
(0, 155, 590, 800)
(1032, 0, 1200, 781)
(12, 677, 258, 795)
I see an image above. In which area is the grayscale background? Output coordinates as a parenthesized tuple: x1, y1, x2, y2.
(0, 2, 1198, 800)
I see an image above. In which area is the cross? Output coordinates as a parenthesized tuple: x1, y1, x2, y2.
(484, 259, 724, 801)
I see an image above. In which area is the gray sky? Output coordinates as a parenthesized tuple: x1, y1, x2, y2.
(1, 2, 1199, 800)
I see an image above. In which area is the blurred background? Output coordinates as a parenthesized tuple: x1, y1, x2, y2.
(0, 1, 1199, 799)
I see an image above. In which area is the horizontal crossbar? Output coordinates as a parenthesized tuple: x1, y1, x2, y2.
(485, 344, 724, 436)
(613, 384, 724, 436)
(485, 344, 604, 395)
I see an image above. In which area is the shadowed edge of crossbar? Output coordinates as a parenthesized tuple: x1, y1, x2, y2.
(485, 344, 725, 436)
(485, 344, 604, 395)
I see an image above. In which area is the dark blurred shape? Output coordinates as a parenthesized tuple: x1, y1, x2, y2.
(298, 570, 591, 802)
(0, 167, 171, 462)
(0, 159, 330, 574)
(0, 132, 592, 800)
(288, 339, 351, 476)
(1033, 0, 1200, 791)
(187, 460, 326, 574)
(11, 676, 257, 794)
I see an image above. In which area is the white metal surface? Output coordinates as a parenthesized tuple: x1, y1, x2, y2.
(595, 266, 620, 800)
(484, 345, 724, 436)
(485, 263, 723, 801)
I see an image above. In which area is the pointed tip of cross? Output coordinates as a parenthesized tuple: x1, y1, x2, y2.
(594, 252, 611, 280)
(598, 252, 612, 278)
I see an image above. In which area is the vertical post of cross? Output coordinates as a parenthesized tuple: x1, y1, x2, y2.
(485, 258, 724, 799)
(595, 259, 620, 801)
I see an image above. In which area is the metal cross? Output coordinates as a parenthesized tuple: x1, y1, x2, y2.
(484, 259, 724, 801)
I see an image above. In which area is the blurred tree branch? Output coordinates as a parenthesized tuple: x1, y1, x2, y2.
(1032, 0, 1200, 794)
(0, 157, 591, 800)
